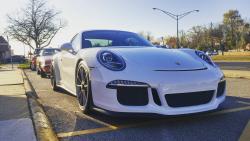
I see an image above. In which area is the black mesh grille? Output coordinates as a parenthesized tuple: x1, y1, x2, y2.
(217, 81, 226, 97)
(165, 90, 214, 107)
(152, 88, 162, 106)
(117, 87, 148, 106)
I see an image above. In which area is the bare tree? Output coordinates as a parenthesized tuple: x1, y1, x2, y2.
(5, 0, 65, 49)
(138, 31, 154, 42)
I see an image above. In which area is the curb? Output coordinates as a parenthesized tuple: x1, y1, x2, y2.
(21, 70, 59, 141)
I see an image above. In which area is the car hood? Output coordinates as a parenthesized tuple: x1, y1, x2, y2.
(106, 47, 206, 71)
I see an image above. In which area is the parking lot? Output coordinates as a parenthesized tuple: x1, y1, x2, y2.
(23, 69, 250, 141)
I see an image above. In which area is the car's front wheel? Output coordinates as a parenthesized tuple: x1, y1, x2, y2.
(37, 67, 40, 75)
(30, 63, 36, 71)
(76, 62, 92, 114)
(40, 69, 46, 78)
(50, 66, 60, 91)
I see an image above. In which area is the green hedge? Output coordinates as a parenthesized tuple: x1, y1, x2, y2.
(18, 62, 30, 69)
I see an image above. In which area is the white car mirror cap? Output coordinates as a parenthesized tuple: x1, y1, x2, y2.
(61, 43, 73, 52)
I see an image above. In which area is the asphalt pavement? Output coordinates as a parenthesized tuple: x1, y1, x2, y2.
(215, 62, 250, 71)
(24, 69, 250, 141)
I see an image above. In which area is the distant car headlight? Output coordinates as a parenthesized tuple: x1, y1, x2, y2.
(97, 51, 126, 71)
(195, 50, 216, 67)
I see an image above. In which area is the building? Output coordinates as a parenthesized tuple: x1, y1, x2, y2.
(0, 36, 11, 63)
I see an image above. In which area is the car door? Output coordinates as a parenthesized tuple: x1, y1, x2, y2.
(61, 34, 81, 94)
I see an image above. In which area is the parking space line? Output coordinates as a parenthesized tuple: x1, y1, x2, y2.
(238, 101, 250, 105)
(79, 113, 118, 129)
(57, 127, 114, 138)
(57, 105, 250, 138)
(35, 90, 49, 92)
(206, 106, 250, 116)
(239, 120, 250, 141)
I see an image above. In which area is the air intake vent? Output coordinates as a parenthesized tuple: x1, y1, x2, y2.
(217, 81, 226, 97)
(152, 88, 162, 106)
(165, 90, 214, 107)
(117, 87, 149, 106)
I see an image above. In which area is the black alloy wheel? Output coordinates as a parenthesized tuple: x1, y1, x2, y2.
(76, 62, 92, 113)
(40, 69, 46, 78)
(50, 67, 60, 91)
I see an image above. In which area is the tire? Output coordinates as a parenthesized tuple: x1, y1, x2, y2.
(31, 64, 36, 71)
(37, 68, 40, 75)
(76, 61, 93, 114)
(40, 69, 46, 78)
(50, 66, 60, 91)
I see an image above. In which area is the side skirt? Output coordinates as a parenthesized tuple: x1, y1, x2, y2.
(57, 84, 77, 96)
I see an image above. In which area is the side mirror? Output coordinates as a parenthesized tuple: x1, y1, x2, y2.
(61, 43, 73, 52)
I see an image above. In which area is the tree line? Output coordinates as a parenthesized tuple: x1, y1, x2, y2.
(5, 0, 65, 49)
(140, 10, 250, 51)
(4, 0, 249, 52)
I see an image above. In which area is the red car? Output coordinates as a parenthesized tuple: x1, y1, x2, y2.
(30, 48, 41, 71)
(36, 48, 60, 78)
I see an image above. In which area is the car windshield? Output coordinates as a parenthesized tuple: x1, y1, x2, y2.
(82, 30, 153, 48)
(42, 49, 60, 56)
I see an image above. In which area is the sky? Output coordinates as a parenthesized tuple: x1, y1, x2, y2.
(0, 0, 250, 55)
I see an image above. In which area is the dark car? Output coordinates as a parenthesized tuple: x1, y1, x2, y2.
(6, 55, 25, 63)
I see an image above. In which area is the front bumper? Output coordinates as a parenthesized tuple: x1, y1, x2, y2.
(41, 65, 51, 74)
(90, 67, 226, 115)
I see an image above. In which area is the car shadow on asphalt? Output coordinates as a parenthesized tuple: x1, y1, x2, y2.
(44, 95, 250, 135)
(87, 96, 250, 123)
(52, 96, 250, 141)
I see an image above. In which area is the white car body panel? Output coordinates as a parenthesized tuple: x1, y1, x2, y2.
(52, 30, 226, 115)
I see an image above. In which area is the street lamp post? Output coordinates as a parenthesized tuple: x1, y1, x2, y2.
(153, 8, 199, 48)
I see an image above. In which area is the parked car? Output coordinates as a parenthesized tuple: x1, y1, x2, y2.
(51, 30, 226, 115)
(36, 48, 60, 78)
(6, 55, 25, 63)
(155, 45, 171, 49)
(30, 48, 42, 71)
(244, 43, 250, 51)
(205, 50, 218, 56)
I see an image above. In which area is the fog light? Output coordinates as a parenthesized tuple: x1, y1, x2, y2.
(106, 80, 149, 89)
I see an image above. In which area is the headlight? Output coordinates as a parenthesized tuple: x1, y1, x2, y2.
(195, 50, 216, 67)
(97, 51, 126, 71)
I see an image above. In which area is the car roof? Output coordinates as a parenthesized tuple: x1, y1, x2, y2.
(41, 48, 60, 50)
(80, 29, 135, 34)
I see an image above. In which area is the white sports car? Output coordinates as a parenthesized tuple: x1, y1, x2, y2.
(51, 30, 226, 115)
